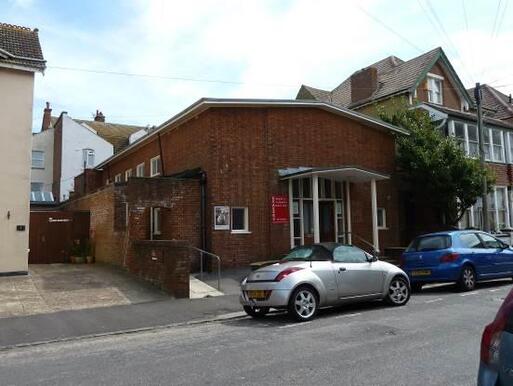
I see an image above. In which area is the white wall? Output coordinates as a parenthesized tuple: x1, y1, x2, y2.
(31, 128, 54, 194)
(0, 68, 35, 273)
(59, 116, 113, 201)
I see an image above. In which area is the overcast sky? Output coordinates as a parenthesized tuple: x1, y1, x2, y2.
(1, 0, 512, 131)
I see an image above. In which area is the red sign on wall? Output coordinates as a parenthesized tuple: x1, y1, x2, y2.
(271, 194, 289, 224)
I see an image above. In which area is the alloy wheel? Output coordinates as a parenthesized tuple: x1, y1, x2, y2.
(388, 278, 409, 305)
(462, 267, 475, 290)
(293, 289, 316, 319)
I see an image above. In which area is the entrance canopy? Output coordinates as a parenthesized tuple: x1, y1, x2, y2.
(279, 166, 389, 183)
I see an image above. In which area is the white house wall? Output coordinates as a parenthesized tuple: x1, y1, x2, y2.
(31, 127, 54, 193)
(59, 115, 113, 201)
(0, 68, 35, 273)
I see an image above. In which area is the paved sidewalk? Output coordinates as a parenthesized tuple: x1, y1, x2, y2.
(0, 264, 168, 318)
(0, 294, 242, 349)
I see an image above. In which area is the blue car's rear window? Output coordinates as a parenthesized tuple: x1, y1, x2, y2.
(406, 235, 452, 252)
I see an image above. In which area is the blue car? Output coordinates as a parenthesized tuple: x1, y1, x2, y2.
(401, 230, 513, 291)
(478, 286, 513, 385)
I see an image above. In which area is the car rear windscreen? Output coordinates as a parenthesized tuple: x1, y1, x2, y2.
(406, 235, 451, 252)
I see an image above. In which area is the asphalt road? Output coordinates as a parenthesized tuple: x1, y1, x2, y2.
(1, 280, 512, 386)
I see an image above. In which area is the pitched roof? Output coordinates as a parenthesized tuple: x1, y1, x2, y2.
(467, 84, 513, 121)
(75, 119, 144, 153)
(297, 47, 472, 109)
(0, 22, 45, 72)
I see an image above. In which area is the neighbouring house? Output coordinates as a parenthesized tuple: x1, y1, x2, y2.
(297, 47, 513, 235)
(31, 105, 145, 203)
(0, 22, 45, 275)
(65, 98, 408, 270)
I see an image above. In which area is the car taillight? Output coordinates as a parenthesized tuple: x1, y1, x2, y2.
(481, 290, 513, 367)
(275, 267, 303, 281)
(481, 316, 507, 367)
(440, 252, 459, 263)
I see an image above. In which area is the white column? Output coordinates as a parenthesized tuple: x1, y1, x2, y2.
(345, 182, 352, 244)
(494, 187, 500, 232)
(371, 179, 379, 253)
(312, 175, 320, 243)
(288, 179, 294, 248)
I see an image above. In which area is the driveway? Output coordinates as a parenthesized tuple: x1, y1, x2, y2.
(0, 264, 169, 318)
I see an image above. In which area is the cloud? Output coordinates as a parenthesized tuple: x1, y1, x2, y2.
(15, 0, 513, 132)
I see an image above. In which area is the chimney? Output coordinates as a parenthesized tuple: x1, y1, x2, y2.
(94, 110, 105, 122)
(41, 101, 52, 131)
(350, 67, 378, 104)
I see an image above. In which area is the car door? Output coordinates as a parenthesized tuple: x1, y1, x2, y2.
(477, 233, 506, 276)
(457, 232, 493, 277)
(331, 245, 384, 299)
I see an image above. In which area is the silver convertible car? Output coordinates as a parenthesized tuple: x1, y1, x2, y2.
(240, 243, 411, 321)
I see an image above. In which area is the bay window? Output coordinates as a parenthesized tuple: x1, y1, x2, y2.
(467, 124, 479, 158)
(491, 129, 505, 162)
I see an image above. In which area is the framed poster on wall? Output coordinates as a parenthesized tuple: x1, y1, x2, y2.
(214, 206, 230, 230)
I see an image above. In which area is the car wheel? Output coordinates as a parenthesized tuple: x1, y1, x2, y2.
(411, 282, 423, 293)
(288, 286, 318, 322)
(243, 306, 270, 318)
(457, 265, 476, 291)
(386, 276, 410, 306)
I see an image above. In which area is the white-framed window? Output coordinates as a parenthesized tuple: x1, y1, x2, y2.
(462, 186, 511, 231)
(467, 124, 479, 158)
(450, 121, 479, 158)
(150, 156, 161, 177)
(231, 207, 249, 233)
(377, 208, 387, 229)
(150, 207, 161, 237)
(427, 74, 443, 105)
(125, 169, 132, 181)
(136, 163, 145, 177)
(114, 173, 122, 183)
(491, 129, 505, 162)
(82, 148, 95, 169)
(31, 150, 44, 169)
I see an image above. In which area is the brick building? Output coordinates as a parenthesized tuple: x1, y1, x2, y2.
(68, 99, 407, 268)
(297, 46, 513, 235)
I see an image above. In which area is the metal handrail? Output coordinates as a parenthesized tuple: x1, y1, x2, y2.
(347, 232, 378, 256)
(190, 246, 222, 291)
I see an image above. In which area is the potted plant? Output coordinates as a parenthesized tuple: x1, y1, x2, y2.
(84, 240, 94, 264)
(69, 240, 83, 264)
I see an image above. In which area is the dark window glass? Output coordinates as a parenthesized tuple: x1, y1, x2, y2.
(292, 179, 300, 198)
(478, 233, 503, 249)
(232, 208, 246, 231)
(459, 233, 482, 248)
(333, 246, 368, 263)
(335, 182, 342, 198)
(406, 235, 451, 252)
(302, 178, 311, 198)
(282, 246, 331, 261)
(324, 179, 332, 198)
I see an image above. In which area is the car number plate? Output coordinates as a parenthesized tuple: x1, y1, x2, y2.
(411, 270, 431, 276)
(247, 290, 266, 299)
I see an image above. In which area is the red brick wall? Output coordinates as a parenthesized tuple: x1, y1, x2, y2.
(127, 240, 190, 298)
(87, 106, 402, 268)
(65, 185, 126, 265)
(416, 60, 462, 110)
(488, 163, 511, 186)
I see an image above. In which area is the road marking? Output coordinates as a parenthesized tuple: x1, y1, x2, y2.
(424, 297, 443, 304)
(460, 292, 479, 297)
(279, 321, 312, 329)
(334, 312, 362, 319)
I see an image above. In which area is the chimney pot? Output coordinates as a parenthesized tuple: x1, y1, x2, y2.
(94, 110, 105, 122)
(41, 101, 52, 131)
(350, 67, 378, 104)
